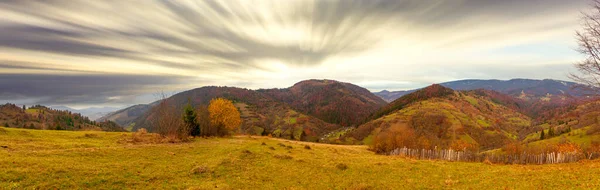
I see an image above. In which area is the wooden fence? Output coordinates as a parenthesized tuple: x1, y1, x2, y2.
(388, 147, 583, 164)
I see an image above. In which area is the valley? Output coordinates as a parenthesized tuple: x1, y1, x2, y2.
(4, 78, 600, 154)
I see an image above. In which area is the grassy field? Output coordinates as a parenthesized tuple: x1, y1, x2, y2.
(1, 127, 600, 189)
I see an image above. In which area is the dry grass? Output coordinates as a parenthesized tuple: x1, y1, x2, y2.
(2, 127, 600, 189)
(117, 128, 187, 144)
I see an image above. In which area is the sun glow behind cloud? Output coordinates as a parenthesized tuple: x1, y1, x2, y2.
(0, 0, 590, 107)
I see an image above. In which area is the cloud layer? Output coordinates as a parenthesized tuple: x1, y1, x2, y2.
(0, 0, 590, 107)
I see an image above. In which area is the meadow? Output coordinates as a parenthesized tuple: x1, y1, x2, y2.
(1, 127, 599, 189)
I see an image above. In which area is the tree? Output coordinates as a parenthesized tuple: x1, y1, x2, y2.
(548, 127, 555, 137)
(152, 93, 187, 140)
(196, 105, 210, 137)
(182, 101, 200, 137)
(22, 105, 26, 110)
(571, 0, 600, 93)
(540, 129, 545, 140)
(208, 98, 241, 136)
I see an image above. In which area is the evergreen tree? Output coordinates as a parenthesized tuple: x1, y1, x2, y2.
(548, 127, 555, 137)
(22, 105, 26, 110)
(540, 129, 545, 140)
(183, 102, 200, 136)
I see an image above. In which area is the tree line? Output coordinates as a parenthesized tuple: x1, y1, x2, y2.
(150, 97, 242, 141)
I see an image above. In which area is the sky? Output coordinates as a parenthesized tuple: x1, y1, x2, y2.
(0, 0, 592, 109)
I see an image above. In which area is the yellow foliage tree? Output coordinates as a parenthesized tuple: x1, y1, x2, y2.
(208, 98, 241, 136)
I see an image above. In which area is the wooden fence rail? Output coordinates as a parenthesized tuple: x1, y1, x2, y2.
(388, 147, 583, 164)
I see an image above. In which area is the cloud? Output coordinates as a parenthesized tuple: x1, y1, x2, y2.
(0, 0, 591, 106)
(0, 74, 197, 106)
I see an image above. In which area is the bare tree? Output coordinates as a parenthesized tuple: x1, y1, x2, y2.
(152, 92, 188, 141)
(571, 0, 600, 94)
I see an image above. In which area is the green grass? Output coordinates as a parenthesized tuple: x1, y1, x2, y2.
(459, 134, 477, 145)
(464, 96, 479, 106)
(477, 119, 490, 128)
(124, 123, 135, 132)
(24, 108, 39, 115)
(1, 127, 600, 189)
(287, 117, 297, 124)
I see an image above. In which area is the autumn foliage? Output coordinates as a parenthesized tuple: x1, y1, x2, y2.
(208, 98, 242, 136)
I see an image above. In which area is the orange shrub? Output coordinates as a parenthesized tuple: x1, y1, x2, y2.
(555, 142, 581, 153)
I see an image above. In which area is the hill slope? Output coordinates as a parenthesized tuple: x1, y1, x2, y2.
(97, 104, 153, 128)
(345, 85, 532, 151)
(132, 86, 339, 141)
(522, 99, 600, 146)
(260, 79, 387, 126)
(0, 104, 124, 132)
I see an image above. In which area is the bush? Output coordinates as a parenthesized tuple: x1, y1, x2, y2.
(83, 133, 99, 138)
(304, 145, 311, 150)
(336, 163, 348, 170)
(274, 154, 293, 160)
(190, 166, 210, 174)
(119, 128, 164, 144)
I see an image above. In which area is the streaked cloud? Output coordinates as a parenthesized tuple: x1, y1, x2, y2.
(0, 0, 590, 107)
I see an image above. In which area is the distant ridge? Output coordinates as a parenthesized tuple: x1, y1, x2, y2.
(374, 78, 583, 102)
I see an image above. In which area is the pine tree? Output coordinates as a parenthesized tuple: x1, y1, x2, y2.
(183, 102, 200, 137)
(22, 105, 26, 110)
(540, 129, 545, 140)
(548, 127, 555, 137)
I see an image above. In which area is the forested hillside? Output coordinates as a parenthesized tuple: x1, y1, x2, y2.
(344, 85, 532, 152)
(132, 86, 339, 141)
(0, 103, 124, 132)
(260, 79, 387, 126)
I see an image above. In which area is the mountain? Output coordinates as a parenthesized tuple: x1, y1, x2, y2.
(132, 86, 339, 141)
(97, 104, 153, 128)
(375, 79, 584, 103)
(374, 90, 416, 102)
(259, 79, 387, 126)
(50, 106, 122, 120)
(112, 79, 385, 140)
(342, 85, 532, 152)
(0, 103, 124, 132)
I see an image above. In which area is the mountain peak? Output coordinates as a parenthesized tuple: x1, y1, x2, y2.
(412, 84, 455, 99)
